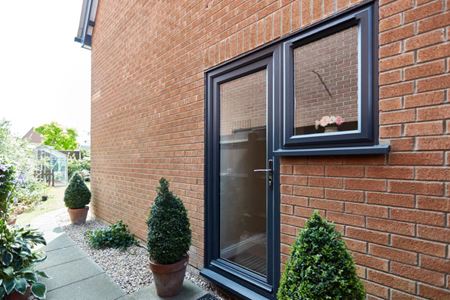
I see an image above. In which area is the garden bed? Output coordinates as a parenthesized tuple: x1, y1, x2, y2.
(62, 220, 228, 299)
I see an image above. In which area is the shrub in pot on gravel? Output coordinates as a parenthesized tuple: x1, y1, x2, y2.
(277, 211, 365, 300)
(64, 173, 91, 225)
(146, 178, 191, 297)
(86, 220, 137, 250)
(0, 219, 48, 300)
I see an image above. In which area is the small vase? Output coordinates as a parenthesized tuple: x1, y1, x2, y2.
(325, 125, 338, 133)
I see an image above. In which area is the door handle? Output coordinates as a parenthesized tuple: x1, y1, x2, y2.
(253, 159, 273, 188)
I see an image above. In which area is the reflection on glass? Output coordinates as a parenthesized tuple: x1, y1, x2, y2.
(294, 26, 359, 135)
(219, 70, 267, 276)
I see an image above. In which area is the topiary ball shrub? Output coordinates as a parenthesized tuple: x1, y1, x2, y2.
(64, 173, 91, 209)
(147, 178, 191, 265)
(277, 211, 365, 300)
(86, 220, 137, 250)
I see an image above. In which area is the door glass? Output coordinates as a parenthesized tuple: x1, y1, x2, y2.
(219, 69, 267, 276)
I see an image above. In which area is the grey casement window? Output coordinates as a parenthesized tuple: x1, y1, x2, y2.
(276, 4, 389, 156)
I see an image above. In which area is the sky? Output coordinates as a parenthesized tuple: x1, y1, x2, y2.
(0, 0, 91, 145)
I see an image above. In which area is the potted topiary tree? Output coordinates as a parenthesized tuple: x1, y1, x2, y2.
(64, 173, 91, 225)
(278, 211, 365, 300)
(146, 178, 191, 297)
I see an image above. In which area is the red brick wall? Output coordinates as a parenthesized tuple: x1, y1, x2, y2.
(91, 0, 450, 299)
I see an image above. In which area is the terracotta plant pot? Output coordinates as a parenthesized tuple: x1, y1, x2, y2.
(68, 206, 89, 225)
(149, 256, 188, 297)
(5, 288, 31, 300)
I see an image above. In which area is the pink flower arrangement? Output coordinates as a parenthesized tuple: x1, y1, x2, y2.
(315, 115, 345, 130)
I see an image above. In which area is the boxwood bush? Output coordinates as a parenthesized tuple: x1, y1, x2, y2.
(64, 173, 91, 209)
(86, 220, 137, 250)
(147, 178, 191, 264)
(277, 211, 365, 300)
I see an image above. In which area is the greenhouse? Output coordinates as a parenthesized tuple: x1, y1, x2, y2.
(35, 145, 68, 186)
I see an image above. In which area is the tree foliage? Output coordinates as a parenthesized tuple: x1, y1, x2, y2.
(278, 211, 365, 300)
(147, 178, 191, 264)
(64, 173, 91, 209)
(35, 122, 78, 151)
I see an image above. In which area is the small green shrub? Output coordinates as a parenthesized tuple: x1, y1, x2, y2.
(68, 156, 90, 179)
(86, 220, 137, 250)
(277, 211, 365, 300)
(147, 178, 191, 264)
(64, 173, 91, 209)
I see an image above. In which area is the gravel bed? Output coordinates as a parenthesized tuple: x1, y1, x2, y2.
(62, 219, 230, 299)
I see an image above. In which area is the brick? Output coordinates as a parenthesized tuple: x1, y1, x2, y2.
(379, 53, 415, 72)
(404, 0, 444, 23)
(367, 269, 416, 293)
(417, 225, 450, 243)
(416, 167, 450, 181)
(326, 211, 365, 227)
(345, 203, 389, 218)
(391, 208, 445, 226)
(369, 244, 418, 264)
(308, 176, 343, 188)
(325, 189, 364, 202)
(343, 237, 367, 253)
(367, 192, 415, 208)
(281, 214, 307, 227)
(379, 0, 414, 18)
(389, 138, 415, 151)
(417, 195, 450, 212)
(388, 180, 444, 196)
(404, 121, 444, 136)
(281, 175, 308, 185)
(309, 198, 344, 211)
(390, 290, 418, 300)
(418, 43, 450, 62)
(380, 69, 402, 85)
(417, 74, 450, 92)
(379, 97, 402, 111)
(353, 252, 389, 271)
(367, 166, 414, 180)
(379, 24, 415, 45)
(404, 60, 445, 80)
(417, 136, 450, 150)
(380, 42, 402, 58)
(392, 235, 447, 257)
(380, 82, 414, 99)
(418, 284, 450, 299)
(404, 90, 445, 108)
(420, 255, 450, 274)
(380, 109, 415, 124)
(363, 280, 389, 299)
(325, 166, 365, 177)
(380, 125, 402, 138)
(366, 217, 416, 236)
(281, 204, 294, 214)
(391, 261, 445, 286)
(345, 178, 387, 191)
(379, 14, 401, 32)
(388, 152, 444, 165)
(281, 194, 308, 206)
(418, 12, 450, 33)
(293, 165, 324, 175)
(293, 186, 324, 198)
(346, 226, 390, 244)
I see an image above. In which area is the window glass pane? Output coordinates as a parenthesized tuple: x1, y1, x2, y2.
(294, 26, 359, 136)
(219, 70, 267, 276)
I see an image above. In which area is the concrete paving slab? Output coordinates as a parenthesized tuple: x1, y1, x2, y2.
(44, 233, 76, 252)
(46, 273, 125, 300)
(123, 280, 207, 300)
(42, 257, 104, 291)
(38, 245, 87, 269)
